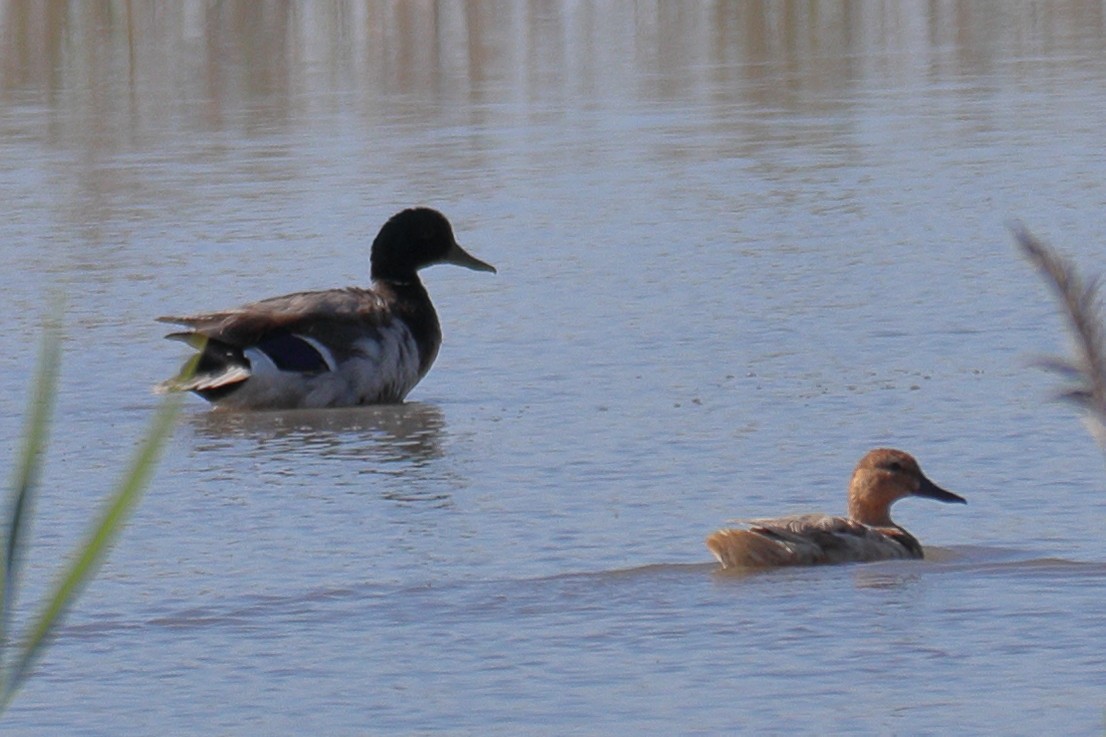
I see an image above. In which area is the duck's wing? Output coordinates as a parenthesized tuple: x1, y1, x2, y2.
(158, 287, 391, 347)
(707, 514, 918, 568)
(156, 288, 412, 404)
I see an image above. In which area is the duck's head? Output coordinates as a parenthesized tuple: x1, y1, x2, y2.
(847, 448, 966, 527)
(370, 207, 497, 282)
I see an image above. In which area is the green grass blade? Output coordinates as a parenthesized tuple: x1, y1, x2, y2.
(0, 391, 183, 710)
(0, 312, 62, 663)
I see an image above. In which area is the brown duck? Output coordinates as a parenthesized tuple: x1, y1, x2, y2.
(707, 449, 966, 568)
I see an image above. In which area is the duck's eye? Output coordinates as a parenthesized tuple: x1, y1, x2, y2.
(884, 461, 904, 472)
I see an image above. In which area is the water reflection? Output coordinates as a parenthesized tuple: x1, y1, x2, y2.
(187, 401, 446, 467)
(5, 4, 1106, 734)
(3, 0, 1104, 303)
(3, 0, 1105, 136)
(850, 566, 922, 591)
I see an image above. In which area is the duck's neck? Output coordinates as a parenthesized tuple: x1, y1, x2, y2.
(371, 268, 424, 287)
(372, 277, 441, 377)
(847, 479, 896, 527)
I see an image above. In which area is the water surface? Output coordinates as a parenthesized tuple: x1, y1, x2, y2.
(2, 2, 1106, 734)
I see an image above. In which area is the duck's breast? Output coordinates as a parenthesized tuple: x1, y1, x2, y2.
(341, 322, 424, 402)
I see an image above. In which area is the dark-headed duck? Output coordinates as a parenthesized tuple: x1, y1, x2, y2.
(158, 207, 495, 409)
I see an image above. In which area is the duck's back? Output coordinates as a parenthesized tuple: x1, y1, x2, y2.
(165, 287, 394, 341)
(706, 514, 922, 568)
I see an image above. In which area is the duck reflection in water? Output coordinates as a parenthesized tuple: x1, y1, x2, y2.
(187, 402, 446, 468)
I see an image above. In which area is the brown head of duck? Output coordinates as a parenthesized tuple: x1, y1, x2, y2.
(847, 448, 966, 527)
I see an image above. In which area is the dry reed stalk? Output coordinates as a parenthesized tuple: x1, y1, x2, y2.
(1013, 223, 1106, 449)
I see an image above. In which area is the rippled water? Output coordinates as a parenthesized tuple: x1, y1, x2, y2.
(2, 2, 1106, 734)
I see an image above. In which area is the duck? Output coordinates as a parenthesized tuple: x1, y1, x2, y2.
(706, 448, 966, 569)
(157, 207, 496, 409)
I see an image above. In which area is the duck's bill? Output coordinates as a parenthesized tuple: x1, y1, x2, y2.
(447, 242, 497, 273)
(915, 475, 967, 504)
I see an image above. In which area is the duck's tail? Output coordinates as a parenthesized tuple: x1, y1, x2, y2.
(155, 334, 251, 401)
(706, 528, 809, 569)
(155, 365, 251, 396)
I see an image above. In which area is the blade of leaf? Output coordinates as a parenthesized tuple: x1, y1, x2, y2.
(1, 310, 62, 668)
(0, 390, 183, 710)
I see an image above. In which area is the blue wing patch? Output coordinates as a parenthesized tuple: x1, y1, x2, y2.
(256, 333, 330, 373)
